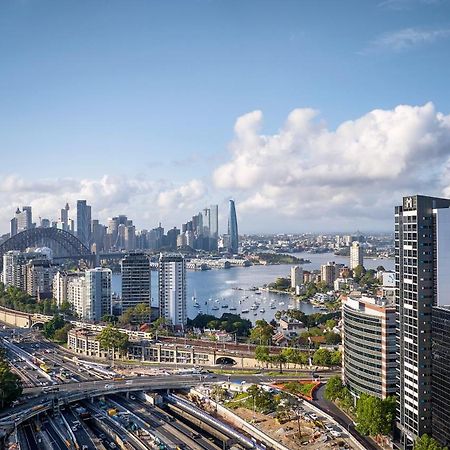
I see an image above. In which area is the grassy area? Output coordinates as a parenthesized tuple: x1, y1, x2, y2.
(212, 369, 261, 375)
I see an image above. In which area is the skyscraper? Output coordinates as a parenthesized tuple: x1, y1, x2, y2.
(121, 253, 151, 312)
(159, 254, 186, 327)
(395, 195, 450, 448)
(210, 204, 219, 238)
(432, 306, 450, 447)
(76, 200, 91, 247)
(60, 203, 70, 231)
(10, 206, 33, 235)
(350, 241, 363, 270)
(228, 199, 239, 253)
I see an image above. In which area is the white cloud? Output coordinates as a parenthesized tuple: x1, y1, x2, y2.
(213, 103, 450, 230)
(3, 103, 450, 233)
(157, 179, 207, 211)
(366, 27, 450, 52)
(0, 175, 208, 235)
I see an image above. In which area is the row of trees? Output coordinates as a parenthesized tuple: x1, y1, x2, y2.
(250, 318, 341, 348)
(255, 346, 341, 371)
(325, 376, 396, 437)
(0, 283, 61, 315)
(187, 313, 253, 337)
(0, 347, 22, 409)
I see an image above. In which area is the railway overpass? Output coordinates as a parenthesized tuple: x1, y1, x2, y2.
(0, 374, 204, 444)
(0, 306, 52, 328)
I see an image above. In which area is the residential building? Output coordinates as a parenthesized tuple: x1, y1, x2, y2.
(159, 254, 186, 327)
(67, 268, 111, 321)
(25, 259, 56, 299)
(395, 195, 450, 448)
(291, 265, 303, 289)
(350, 241, 363, 270)
(53, 270, 81, 306)
(121, 252, 151, 312)
(85, 268, 112, 321)
(342, 294, 396, 399)
(76, 200, 91, 247)
(67, 275, 86, 319)
(320, 261, 342, 286)
(2, 250, 23, 288)
(228, 200, 239, 253)
(432, 306, 450, 447)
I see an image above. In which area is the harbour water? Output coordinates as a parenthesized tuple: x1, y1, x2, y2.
(112, 252, 394, 323)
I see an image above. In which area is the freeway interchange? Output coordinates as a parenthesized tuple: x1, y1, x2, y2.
(0, 324, 345, 450)
(0, 326, 279, 450)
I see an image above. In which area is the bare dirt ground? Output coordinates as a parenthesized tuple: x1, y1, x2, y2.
(232, 407, 353, 450)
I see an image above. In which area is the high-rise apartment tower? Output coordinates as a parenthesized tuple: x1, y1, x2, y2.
(395, 195, 450, 448)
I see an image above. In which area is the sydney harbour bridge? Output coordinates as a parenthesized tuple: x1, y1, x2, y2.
(0, 227, 95, 270)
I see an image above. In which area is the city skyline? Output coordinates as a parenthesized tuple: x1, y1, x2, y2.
(1, 1, 450, 233)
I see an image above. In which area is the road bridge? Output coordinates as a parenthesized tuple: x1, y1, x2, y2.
(0, 375, 204, 445)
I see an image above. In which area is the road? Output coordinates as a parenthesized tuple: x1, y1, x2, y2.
(312, 384, 380, 450)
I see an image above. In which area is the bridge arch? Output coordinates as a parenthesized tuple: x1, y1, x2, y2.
(0, 228, 93, 269)
(215, 356, 237, 366)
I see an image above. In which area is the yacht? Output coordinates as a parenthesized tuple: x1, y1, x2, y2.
(221, 304, 228, 309)
(212, 305, 220, 311)
(259, 308, 265, 313)
(241, 309, 250, 314)
(279, 301, 285, 306)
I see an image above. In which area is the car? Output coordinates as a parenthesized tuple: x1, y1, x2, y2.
(109, 442, 117, 449)
(130, 395, 136, 400)
(190, 432, 201, 439)
(82, 446, 88, 450)
(325, 424, 334, 431)
(330, 430, 341, 438)
(309, 413, 318, 421)
(72, 426, 78, 431)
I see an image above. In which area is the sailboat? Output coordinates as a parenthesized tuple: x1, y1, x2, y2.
(192, 291, 200, 308)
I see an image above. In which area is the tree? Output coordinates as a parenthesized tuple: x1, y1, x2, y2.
(355, 394, 396, 437)
(43, 315, 66, 339)
(352, 265, 366, 282)
(355, 394, 384, 436)
(326, 332, 341, 345)
(59, 300, 72, 314)
(0, 352, 22, 408)
(102, 314, 118, 324)
(53, 323, 73, 343)
(255, 346, 270, 367)
(330, 350, 342, 366)
(324, 376, 344, 401)
(96, 325, 129, 359)
(414, 434, 448, 450)
(271, 353, 287, 374)
(325, 319, 337, 330)
(249, 320, 274, 346)
(312, 348, 332, 366)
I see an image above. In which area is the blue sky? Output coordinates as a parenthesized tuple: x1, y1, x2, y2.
(1, 0, 450, 233)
